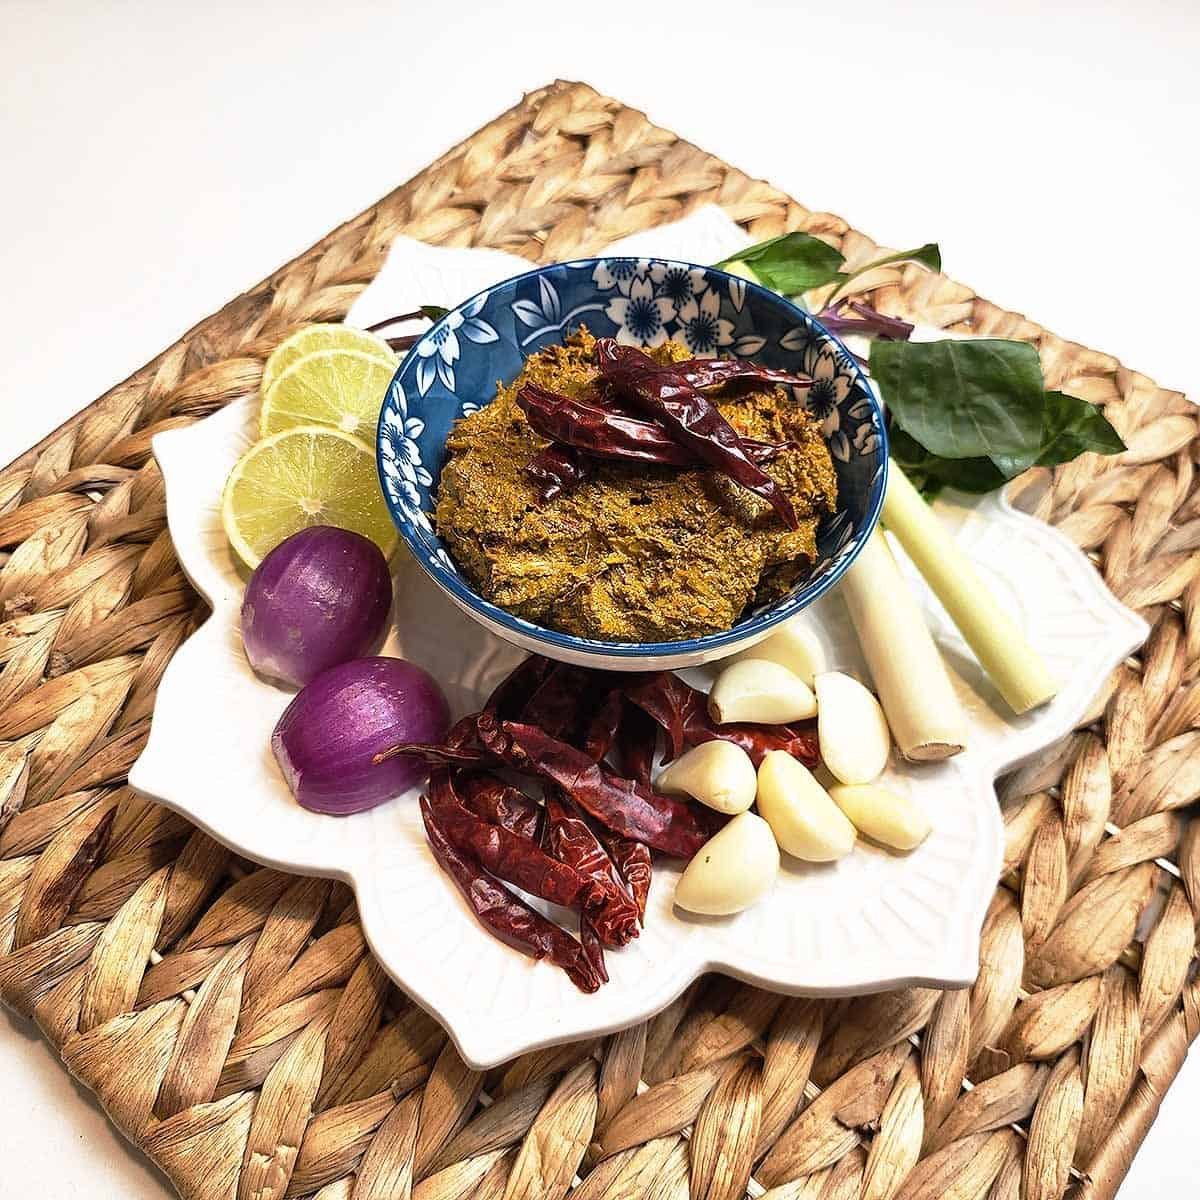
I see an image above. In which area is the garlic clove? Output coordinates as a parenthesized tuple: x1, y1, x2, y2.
(734, 620, 827, 686)
(756, 750, 856, 861)
(829, 783, 932, 852)
(656, 739, 757, 814)
(674, 811, 780, 916)
(708, 659, 817, 725)
(814, 671, 891, 784)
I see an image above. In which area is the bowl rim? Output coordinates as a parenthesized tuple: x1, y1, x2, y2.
(376, 257, 889, 660)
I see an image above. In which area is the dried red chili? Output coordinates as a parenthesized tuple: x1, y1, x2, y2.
(420, 796, 602, 993)
(543, 791, 639, 946)
(707, 715, 819, 769)
(520, 662, 600, 743)
(668, 357, 814, 392)
(575, 696, 655, 918)
(595, 827, 652, 920)
(526, 443, 592, 501)
(623, 672, 695, 760)
(475, 655, 556, 757)
(594, 338, 799, 530)
(746, 440, 797, 463)
(428, 769, 607, 915)
(625, 672, 819, 768)
(615, 700, 658, 787)
(374, 713, 487, 768)
(484, 655, 554, 721)
(456, 771, 543, 841)
(582, 688, 626, 762)
(519, 383, 793, 472)
(498, 720, 710, 858)
(519, 383, 697, 467)
(579, 920, 609, 984)
(374, 740, 489, 768)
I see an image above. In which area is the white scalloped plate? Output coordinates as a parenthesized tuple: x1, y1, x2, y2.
(130, 215, 1147, 1068)
(132, 391, 1145, 1067)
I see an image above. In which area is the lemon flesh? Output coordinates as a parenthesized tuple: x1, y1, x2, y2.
(222, 425, 397, 567)
(261, 323, 395, 395)
(260, 348, 397, 441)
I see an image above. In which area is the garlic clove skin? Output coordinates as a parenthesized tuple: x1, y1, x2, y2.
(756, 750, 857, 861)
(814, 671, 891, 784)
(734, 620, 827, 686)
(656, 740, 757, 814)
(708, 659, 818, 725)
(674, 811, 780, 916)
(829, 783, 932, 852)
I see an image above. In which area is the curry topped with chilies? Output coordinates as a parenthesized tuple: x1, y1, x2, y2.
(434, 328, 837, 642)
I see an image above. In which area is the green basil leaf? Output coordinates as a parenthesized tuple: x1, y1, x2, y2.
(926, 457, 1009, 493)
(870, 338, 1046, 461)
(718, 232, 846, 294)
(825, 243, 941, 307)
(884, 425, 930, 471)
(989, 390, 1125, 476)
(895, 243, 940, 271)
(420, 304, 451, 321)
(858, 243, 941, 274)
(889, 426, 1007, 494)
(1036, 390, 1126, 462)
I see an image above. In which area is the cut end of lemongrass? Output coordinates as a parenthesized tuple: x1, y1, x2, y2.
(838, 528, 967, 761)
(903, 740, 968, 762)
(882, 463, 1059, 716)
(992, 658, 1059, 715)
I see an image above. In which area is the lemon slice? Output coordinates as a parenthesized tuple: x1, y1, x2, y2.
(260, 348, 397, 441)
(261, 323, 396, 395)
(222, 425, 397, 567)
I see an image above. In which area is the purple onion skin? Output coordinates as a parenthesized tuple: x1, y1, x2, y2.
(272, 657, 450, 815)
(242, 526, 393, 688)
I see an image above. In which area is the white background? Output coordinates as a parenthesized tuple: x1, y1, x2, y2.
(2, 0, 1197, 1195)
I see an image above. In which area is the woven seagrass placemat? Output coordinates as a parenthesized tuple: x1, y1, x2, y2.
(1, 79, 1196, 1200)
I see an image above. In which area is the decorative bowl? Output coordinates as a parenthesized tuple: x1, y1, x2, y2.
(375, 259, 887, 669)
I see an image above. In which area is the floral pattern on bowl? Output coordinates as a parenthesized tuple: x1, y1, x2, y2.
(376, 258, 887, 668)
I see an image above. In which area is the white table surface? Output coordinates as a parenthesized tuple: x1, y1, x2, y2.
(3, 1, 1197, 1195)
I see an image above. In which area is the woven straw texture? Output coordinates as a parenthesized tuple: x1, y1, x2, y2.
(1, 80, 1197, 1200)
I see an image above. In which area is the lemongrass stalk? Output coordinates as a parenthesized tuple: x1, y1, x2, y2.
(839, 528, 967, 760)
(882, 463, 1058, 714)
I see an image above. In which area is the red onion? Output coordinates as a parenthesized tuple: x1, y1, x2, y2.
(272, 657, 450, 814)
(242, 526, 392, 688)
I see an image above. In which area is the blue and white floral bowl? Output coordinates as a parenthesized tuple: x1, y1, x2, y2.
(376, 259, 887, 669)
